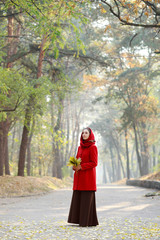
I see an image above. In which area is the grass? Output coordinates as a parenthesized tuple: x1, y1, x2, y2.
(114, 171, 160, 185)
(140, 171, 160, 181)
(0, 175, 72, 198)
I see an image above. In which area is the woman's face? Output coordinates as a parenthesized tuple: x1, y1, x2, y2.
(82, 129, 90, 140)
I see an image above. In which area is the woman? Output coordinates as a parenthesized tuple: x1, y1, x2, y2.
(68, 127, 99, 227)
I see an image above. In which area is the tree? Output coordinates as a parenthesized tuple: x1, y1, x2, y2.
(0, 68, 29, 175)
(100, 0, 160, 28)
(0, 0, 90, 176)
(18, 36, 48, 176)
(105, 63, 159, 176)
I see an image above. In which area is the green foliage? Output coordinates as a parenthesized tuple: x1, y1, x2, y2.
(0, 81, 9, 94)
(153, 163, 160, 172)
(0, 112, 7, 122)
(29, 76, 52, 115)
(0, 67, 29, 119)
(106, 65, 159, 130)
(2, 0, 88, 56)
(61, 165, 70, 178)
(53, 130, 68, 149)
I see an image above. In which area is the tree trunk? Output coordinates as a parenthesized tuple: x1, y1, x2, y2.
(56, 144, 62, 178)
(111, 133, 125, 179)
(52, 142, 62, 178)
(4, 131, 10, 175)
(51, 89, 64, 178)
(0, 125, 3, 176)
(26, 119, 35, 176)
(141, 122, 149, 175)
(0, 7, 15, 175)
(131, 142, 136, 178)
(50, 92, 56, 177)
(52, 143, 57, 177)
(158, 151, 160, 166)
(117, 154, 121, 180)
(69, 105, 82, 157)
(10, 125, 16, 162)
(68, 109, 76, 158)
(38, 145, 42, 176)
(52, 99, 63, 179)
(18, 106, 32, 176)
(6, 7, 14, 68)
(60, 117, 65, 166)
(152, 145, 156, 168)
(27, 141, 31, 176)
(64, 98, 70, 163)
(17, 37, 46, 176)
(125, 129, 130, 179)
(132, 122, 142, 176)
(103, 161, 107, 183)
(74, 119, 80, 156)
(4, 118, 11, 175)
(12, 16, 21, 55)
(107, 165, 112, 183)
(0, 119, 11, 176)
(109, 143, 116, 182)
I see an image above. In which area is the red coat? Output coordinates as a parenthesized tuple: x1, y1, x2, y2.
(73, 128, 98, 191)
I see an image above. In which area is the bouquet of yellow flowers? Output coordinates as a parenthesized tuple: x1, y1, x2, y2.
(67, 156, 81, 167)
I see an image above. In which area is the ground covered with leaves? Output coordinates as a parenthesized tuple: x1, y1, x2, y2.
(140, 171, 160, 181)
(0, 174, 160, 239)
(0, 176, 72, 197)
(0, 216, 159, 240)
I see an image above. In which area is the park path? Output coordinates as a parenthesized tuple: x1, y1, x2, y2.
(0, 184, 160, 239)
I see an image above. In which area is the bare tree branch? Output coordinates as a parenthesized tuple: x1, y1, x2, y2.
(10, 0, 36, 19)
(0, 96, 21, 113)
(129, 33, 138, 47)
(113, 0, 120, 17)
(142, 1, 160, 15)
(0, 11, 22, 18)
(101, 0, 160, 28)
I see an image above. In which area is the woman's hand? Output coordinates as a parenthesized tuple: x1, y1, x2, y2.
(73, 165, 81, 172)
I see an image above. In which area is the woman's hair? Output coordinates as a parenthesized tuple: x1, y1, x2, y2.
(83, 127, 91, 135)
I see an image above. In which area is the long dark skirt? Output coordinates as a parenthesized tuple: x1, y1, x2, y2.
(68, 190, 99, 227)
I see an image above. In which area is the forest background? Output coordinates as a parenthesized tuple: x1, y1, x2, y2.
(0, 0, 160, 184)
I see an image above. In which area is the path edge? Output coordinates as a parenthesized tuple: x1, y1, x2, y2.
(126, 179, 160, 190)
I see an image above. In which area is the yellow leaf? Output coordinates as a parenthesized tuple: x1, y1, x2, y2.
(101, 7, 107, 14)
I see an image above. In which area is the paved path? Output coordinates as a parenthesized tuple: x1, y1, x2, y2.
(0, 184, 160, 239)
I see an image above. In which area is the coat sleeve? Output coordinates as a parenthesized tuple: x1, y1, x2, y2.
(81, 145, 98, 171)
(76, 146, 81, 159)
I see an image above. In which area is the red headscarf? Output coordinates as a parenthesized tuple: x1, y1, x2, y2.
(80, 127, 96, 148)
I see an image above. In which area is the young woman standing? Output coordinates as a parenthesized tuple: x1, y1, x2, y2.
(68, 127, 99, 227)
